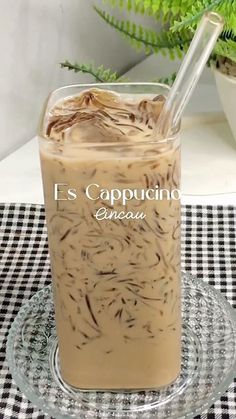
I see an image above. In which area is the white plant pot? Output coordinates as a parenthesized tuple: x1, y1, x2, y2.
(213, 66, 236, 141)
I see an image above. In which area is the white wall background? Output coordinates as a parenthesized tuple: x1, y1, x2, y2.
(0, 0, 158, 160)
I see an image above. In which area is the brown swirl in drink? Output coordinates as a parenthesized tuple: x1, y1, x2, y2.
(40, 88, 181, 390)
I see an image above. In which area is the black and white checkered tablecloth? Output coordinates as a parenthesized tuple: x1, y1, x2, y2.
(0, 203, 235, 419)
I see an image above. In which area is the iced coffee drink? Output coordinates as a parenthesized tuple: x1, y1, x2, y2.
(39, 85, 181, 390)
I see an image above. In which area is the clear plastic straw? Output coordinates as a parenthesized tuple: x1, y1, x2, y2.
(157, 12, 224, 136)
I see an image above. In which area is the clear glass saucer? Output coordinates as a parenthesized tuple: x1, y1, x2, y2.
(6, 273, 236, 419)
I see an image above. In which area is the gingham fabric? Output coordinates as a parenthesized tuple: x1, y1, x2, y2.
(0, 203, 235, 419)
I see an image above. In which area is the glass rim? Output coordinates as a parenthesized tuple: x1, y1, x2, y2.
(38, 82, 180, 146)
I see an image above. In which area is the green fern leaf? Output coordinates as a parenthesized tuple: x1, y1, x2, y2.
(151, 0, 189, 21)
(94, 6, 192, 59)
(103, 0, 171, 17)
(127, 0, 132, 11)
(103, 0, 116, 6)
(143, 0, 152, 10)
(153, 72, 177, 86)
(171, 0, 224, 31)
(226, 14, 236, 35)
(132, 0, 153, 15)
(152, 4, 160, 13)
(60, 61, 123, 83)
(218, 1, 236, 35)
(103, 0, 146, 14)
(215, 38, 236, 63)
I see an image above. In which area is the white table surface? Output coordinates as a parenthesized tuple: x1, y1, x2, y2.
(0, 55, 236, 206)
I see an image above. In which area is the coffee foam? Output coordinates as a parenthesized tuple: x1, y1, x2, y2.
(46, 88, 165, 144)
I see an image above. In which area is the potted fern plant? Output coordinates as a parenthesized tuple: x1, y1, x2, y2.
(62, 1, 236, 139)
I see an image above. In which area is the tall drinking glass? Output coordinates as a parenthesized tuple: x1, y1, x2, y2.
(38, 83, 181, 390)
